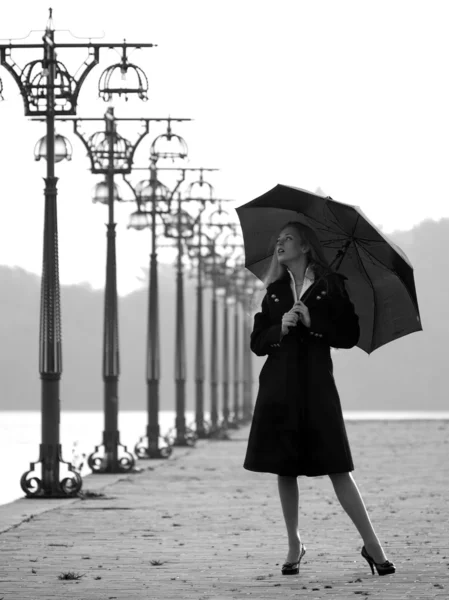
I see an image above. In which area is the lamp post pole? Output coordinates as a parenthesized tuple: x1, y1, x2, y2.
(194, 216, 207, 438)
(162, 169, 219, 445)
(222, 282, 230, 428)
(37, 19, 71, 496)
(101, 111, 133, 472)
(241, 274, 258, 423)
(174, 194, 188, 444)
(232, 293, 241, 426)
(129, 155, 193, 455)
(146, 175, 164, 456)
(0, 10, 154, 496)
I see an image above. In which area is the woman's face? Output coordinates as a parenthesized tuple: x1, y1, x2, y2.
(276, 226, 307, 265)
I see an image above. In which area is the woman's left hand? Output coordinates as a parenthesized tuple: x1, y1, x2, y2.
(293, 300, 311, 328)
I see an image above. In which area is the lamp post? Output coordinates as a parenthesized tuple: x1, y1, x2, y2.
(201, 210, 239, 438)
(231, 287, 242, 427)
(215, 233, 245, 429)
(70, 112, 180, 471)
(163, 199, 197, 446)
(183, 175, 219, 439)
(0, 10, 154, 496)
(127, 131, 191, 458)
(184, 217, 209, 439)
(162, 169, 219, 445)
(239, 271, 262, 423)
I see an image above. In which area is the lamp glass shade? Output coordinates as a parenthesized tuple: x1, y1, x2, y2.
(128, 210, 149, 230)
(92, 181, 121, 204)
(34, 134, 72, 163)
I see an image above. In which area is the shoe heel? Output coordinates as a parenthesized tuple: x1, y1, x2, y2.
(361, 552, 375, 575)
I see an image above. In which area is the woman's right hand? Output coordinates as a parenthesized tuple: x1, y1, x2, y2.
(281, 307, 300, 336)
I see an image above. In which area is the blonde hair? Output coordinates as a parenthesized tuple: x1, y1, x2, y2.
(264, 221, 340, 291)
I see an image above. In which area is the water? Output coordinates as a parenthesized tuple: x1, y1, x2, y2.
(1, 410, 449, 507)
(0, 410, 195, 507)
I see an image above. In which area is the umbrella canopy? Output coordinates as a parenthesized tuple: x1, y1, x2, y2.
(235, 184, 422, 354)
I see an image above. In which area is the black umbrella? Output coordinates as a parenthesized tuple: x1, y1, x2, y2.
(235, 184, 422, 354)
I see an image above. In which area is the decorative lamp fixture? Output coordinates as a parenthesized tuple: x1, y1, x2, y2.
(88, 130, 132, 173)
(150, 119, 188, 161)
(128, 208, 150, 230)
(135, 178, 169, 204)
(186, 172, 214, 204)
(34, 133, 73, 163)
(164, 209, 195, 239)
(92, 181, 121, 204)
(98, 45, 149, 102)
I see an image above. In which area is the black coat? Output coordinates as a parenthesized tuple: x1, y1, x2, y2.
(243, 271, 360, 477)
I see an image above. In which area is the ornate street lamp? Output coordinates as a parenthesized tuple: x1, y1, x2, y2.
(182, 172, 216, 439)
(216, 238, 246, 428)
(164, 169, 223, 445)
(216, 233, 244, 429)
(163, 200, 199, 446)
(233, 268, 262, 423)
(126, 124, 193, 458)
(68, 107, 157, 474)
(231, 276, 242, 427)
(202, 208, 240, 437)
(0, 9, 155, 497)
(127, 159, 184, 459)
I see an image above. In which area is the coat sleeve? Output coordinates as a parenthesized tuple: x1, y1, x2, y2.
(250, 293, 283, 357)
(307, 276, 360, 349)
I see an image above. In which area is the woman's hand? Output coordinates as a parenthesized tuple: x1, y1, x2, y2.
(281, 301, 311, 336)
(281, 309, 299, 336)
(293, 300, 311, 328)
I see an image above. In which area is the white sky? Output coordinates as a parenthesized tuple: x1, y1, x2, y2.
(0, 0, 448, 296)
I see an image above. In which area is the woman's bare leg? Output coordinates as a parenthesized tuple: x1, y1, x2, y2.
(328, 472, 388, 563)
(277, 475, 302, 562)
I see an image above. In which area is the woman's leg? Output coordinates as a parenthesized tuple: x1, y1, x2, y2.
(277, 475, 302, 562)
(328, 472, 388, 563)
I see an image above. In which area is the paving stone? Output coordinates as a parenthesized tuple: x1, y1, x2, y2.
(0, 420, 448, 599)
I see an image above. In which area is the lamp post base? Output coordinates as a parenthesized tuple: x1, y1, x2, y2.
(193, 418, 209, 439)
(164, 425, 198, 448)
(135, 430, 173, 459)
(87, 431, 135, 473)
(226, 417, 240, 430)
(20, 444, 82, 498)
(207, 421, 231, 440)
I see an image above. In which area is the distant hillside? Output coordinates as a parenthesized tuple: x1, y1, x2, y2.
(0, 217, 448, 411)
(0, 263, 212, 412)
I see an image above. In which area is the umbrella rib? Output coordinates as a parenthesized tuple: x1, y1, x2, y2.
(358, 242, 421, 316)
(352, 241, 377, 353)
(326, 202, 357, 237)
(300, 213, 342, 236)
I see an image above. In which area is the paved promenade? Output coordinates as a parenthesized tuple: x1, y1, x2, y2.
(0, 420, 448, 599)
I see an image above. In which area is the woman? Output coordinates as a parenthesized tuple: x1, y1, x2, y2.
(243, 221, 395, 577)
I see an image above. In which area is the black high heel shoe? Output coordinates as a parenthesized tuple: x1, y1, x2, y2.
(281, 543, 306, 575)
(361, 545, 396, 576)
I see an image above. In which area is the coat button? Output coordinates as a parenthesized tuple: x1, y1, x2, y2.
(274, 298, 280, 302)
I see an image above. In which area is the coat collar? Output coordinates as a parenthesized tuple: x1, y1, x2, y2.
(286, 265, 315, 301)
(267, 267, 318, 305)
